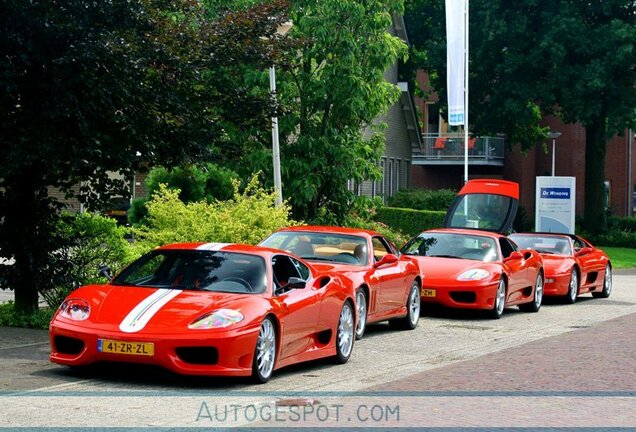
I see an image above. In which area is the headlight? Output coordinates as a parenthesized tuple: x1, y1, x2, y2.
(188, 309, 244, 329)
(457, 269, 490, 281)
(59, 299, 90, 321)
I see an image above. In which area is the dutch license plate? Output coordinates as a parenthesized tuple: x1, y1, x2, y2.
(421, 289, 436, 298)
(98, 339, 154, 356)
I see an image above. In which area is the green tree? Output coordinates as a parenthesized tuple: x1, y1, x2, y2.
(0, 0, 289, 312)
(404, 0, 636, 232)
(231, 0, 408, 222)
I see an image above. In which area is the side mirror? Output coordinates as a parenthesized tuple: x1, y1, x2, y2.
(575, 247, 593, 256)
(98, 265, 112, 281)
(374, 253, 399, 268)
(504, 251, 523, 263)
(286, 277, 306, 289)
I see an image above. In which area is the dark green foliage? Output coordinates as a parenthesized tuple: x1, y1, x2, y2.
(586, 216, 636, 247)
(386, 189, 457, 211)
(146, 164, 238, 203)
(374, 207, 446, 238)
(42, 213, 131, 309)
(128, 163, 238, 225)
(0, 0, 289, 312)
(0, 302, 55, 330)
(608, 216, 636, 233)
(404, 0, 636, 233)
(513, 205, 533, 233)
(128, 198, 149, 226)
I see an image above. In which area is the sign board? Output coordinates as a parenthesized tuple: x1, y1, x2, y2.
(535, 176, 576, 234)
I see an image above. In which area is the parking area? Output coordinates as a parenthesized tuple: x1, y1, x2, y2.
(1, 270, 635, 428)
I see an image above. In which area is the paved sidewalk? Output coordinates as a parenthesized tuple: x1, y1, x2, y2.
(369, 309, 636, 393)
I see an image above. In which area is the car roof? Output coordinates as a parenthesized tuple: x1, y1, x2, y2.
(155, 242, 288, 256)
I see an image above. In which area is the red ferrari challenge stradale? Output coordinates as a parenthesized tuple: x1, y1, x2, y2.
(49, 243, 357, 383)
(260, 226, 422, 339)
(401, 180, 544, 319)
(509, 233, 612, 303)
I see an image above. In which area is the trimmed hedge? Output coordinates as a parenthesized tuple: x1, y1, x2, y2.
(374, 207, 446, 238)
(386, 188, 456, 211)
(608, 216, 636, 232)
(582, 216, 636, 248)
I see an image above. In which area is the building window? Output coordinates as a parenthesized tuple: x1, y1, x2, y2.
(380, 158, 386, 200)
(387, 158, 394, 197)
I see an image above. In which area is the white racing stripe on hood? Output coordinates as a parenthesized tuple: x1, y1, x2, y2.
(119, 289, 182, 333)
(196, 243, 231, 251)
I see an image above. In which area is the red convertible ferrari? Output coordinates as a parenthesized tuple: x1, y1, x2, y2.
(49, 243, 357, 383)
(509, 233, 612, 303)
(401, 179, 544, 319)
(260, 226, 422, 339)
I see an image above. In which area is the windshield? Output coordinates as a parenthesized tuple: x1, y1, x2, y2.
(509, 235, 572, 255)
(112, 250, 267, 293)
(261, 232, 368, 266)
(401, 232, 499, 262)
(447, 193, 515, 232)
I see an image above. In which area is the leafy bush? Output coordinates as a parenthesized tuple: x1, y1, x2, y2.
(129, 163, 238, 225)
(128, 197, 149, 225)
(374, 207, 446, 238)
(146, 163, 237, 203)
(607, 216, 636, 232)
(131, 175, 299, 257)
(583, 216, 636, 247)
(587, 230, 636, 248)
(0, 302, 54, 330)
(386, 188, 457, 211)
(42, 212, 131, 308)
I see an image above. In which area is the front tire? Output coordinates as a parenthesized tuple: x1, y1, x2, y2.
(488, 278, 506, 319)
(389, 281, 421, 330)
(334, 301, 355, 364)
(520, 272, 543, 313)
(563, 268, 578, 304)
(354, 289, 367, 340)
(252, 317, 277, 383)
(592, 264, 612, 298)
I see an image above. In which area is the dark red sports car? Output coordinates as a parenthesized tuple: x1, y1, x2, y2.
(509, 233, 612, 303)
(49, 243, 356, 383)
(260, 226, 421, 339)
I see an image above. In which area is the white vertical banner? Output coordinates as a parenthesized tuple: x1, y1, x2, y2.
(446, 0, 466, 126)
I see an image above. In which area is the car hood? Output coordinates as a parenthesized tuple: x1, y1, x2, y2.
(310, 262, 366, 274)
(60, 284, 263, 333)
(411, 256, 499, 283)
(538, 254, 573, 274)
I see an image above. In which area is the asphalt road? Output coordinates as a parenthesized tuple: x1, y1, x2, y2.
(1, 270, 635, 429)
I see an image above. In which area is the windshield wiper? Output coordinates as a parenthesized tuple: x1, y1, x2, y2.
(429, 254, 462, 259)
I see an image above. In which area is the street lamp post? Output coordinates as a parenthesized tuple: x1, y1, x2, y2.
(548, 131, 561, 176)
(270, 21, 293, 207)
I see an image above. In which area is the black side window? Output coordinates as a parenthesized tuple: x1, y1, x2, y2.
(499, 238, 516, 259)
(290, 257, 311, 280)
(272, 255, 302, 289)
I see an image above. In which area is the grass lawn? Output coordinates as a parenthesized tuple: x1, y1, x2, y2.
(601, 246, 636, 269)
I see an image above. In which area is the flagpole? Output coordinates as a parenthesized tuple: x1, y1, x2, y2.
(463, 0, 469, 183)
